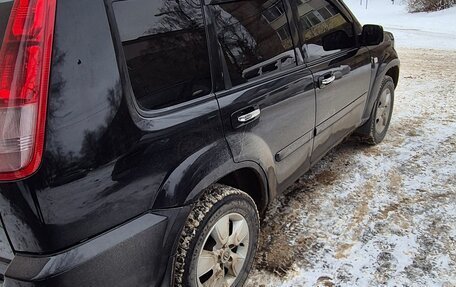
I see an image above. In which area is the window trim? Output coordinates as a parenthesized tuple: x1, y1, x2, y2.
(215, 60, 304, 98)
(106, 0, 219, 118)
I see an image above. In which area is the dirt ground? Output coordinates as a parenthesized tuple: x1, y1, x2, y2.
(246, 48, 456, 287)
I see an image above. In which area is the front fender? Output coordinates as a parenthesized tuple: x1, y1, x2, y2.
(363, 37, 400, 121)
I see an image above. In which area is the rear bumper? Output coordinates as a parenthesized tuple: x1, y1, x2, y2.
(1, 206, 191, 287)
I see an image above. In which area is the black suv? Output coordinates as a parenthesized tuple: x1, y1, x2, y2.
(0, 0, 399, 286)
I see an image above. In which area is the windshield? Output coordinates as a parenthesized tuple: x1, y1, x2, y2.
(0, 0, 13, 50)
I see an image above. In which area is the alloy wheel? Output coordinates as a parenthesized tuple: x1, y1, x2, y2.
(375, 88, 392, 134)
(196, 213, 250, 287)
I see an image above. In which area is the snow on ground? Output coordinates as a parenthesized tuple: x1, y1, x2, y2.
(344, 0, 456, 50)
(245, 48, 456, 286)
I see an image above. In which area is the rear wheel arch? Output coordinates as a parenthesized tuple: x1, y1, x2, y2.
(216, 167, 269, 215)
(184, 161, 270, 215)
(152, 138, 270, 211)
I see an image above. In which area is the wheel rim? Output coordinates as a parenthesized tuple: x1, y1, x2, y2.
(375, 88, 392, 135)
(196, 213, 250, 287)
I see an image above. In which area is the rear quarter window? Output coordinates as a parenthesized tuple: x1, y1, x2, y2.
(112, 0, 212, 111)
(0, 0, 13, 49)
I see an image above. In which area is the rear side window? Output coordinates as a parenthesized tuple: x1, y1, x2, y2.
(0, 0, 13, 49)
(212, 0, 297, 87)
(297, 0, 355, 62)
(113, 0, 211, 110)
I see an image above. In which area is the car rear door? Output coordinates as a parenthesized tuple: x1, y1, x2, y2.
(292, 0, 372, 163)
(208, 0, 316, 191)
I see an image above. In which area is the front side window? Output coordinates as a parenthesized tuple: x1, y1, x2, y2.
(113, 0, 211, 110)
(296, 0, 355, 62)
(213, 0, 297, 87)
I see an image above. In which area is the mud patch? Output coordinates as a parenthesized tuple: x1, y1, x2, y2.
(313, 170, 339, 186)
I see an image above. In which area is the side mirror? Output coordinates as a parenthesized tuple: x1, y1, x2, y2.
(361, 24, 384, 46)
(322, 30, 355, 51)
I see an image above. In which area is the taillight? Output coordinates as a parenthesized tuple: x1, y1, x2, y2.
(0, 0, 56, 180)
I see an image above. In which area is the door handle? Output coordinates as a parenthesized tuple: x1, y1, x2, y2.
(322, 75, 335, 85)
(319, 74, 336, 88)
(237, 108, 261, 123)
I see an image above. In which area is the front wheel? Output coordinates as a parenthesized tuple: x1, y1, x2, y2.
(174, 184, 260, 287)
(358, 75, 395, 145)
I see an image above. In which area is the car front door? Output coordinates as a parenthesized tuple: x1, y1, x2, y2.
(208, 0, 316, 192)
(293, 0, 372, 163)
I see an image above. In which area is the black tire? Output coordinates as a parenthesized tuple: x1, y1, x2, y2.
(174, 184, 260, 287)
(357, 75, 395, 145)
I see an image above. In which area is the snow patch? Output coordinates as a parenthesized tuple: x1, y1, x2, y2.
(344, 0, 456, 50)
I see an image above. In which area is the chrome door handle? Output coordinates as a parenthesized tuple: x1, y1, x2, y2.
(238, 109, 261, 123)
(321, 75, 336, 86)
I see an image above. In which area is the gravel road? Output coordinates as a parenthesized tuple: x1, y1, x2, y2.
(246, 48, 456, 287)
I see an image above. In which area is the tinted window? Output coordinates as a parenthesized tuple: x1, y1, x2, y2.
(213, 0, 297, 86)
(113, 0, 211, 110)
(297, 0, 355, 61)
(0, 0, 13, 49)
